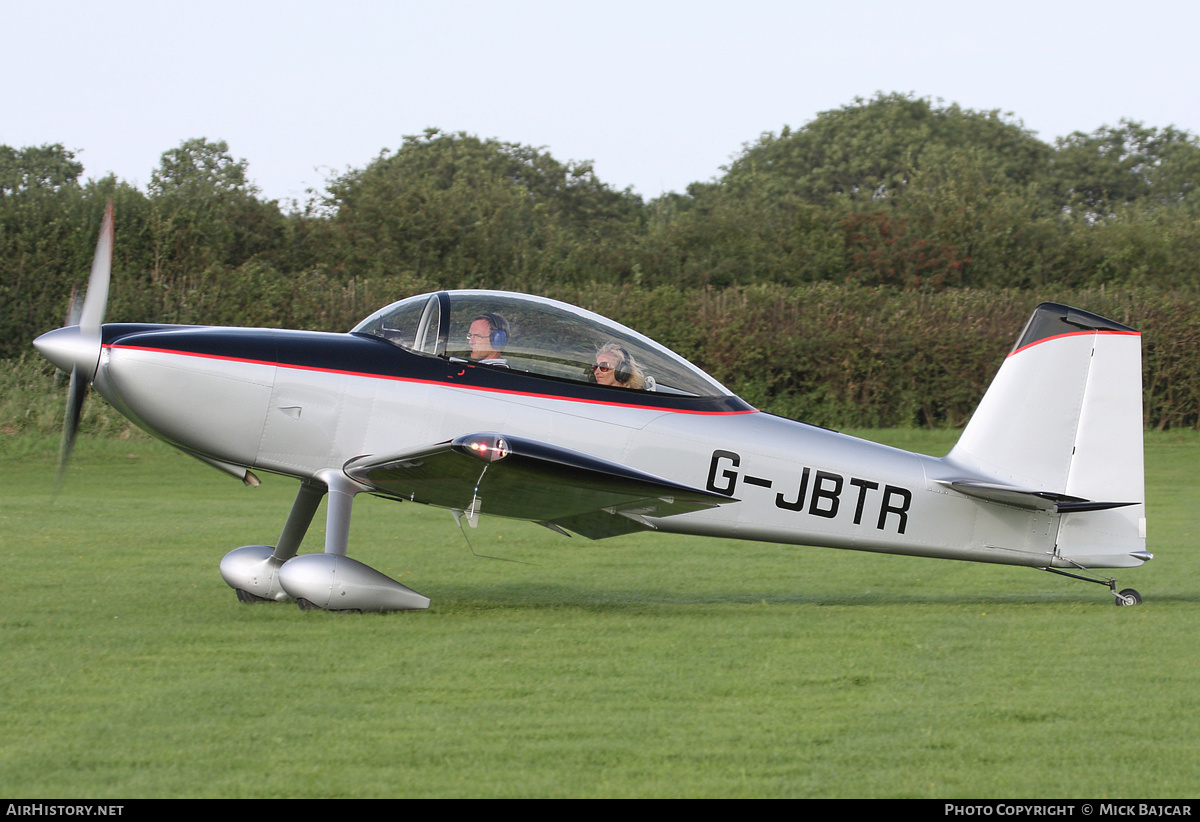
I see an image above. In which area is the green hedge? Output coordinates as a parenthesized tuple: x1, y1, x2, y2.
(9, 283, 1198, 436)
(563, 284, 1199, 430)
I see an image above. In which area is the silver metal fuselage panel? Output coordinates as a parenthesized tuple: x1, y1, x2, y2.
(96, 343, 274, 466)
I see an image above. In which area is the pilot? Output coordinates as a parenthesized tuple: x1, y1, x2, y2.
(592, 343, 647, 389)
(467, 313, 510, 366)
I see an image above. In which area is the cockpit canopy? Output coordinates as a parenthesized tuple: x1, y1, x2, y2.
(353, 291, 732, 398)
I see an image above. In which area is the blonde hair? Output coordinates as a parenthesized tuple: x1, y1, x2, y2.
(597, 343, 646, 389)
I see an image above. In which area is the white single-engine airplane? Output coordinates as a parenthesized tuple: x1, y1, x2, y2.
(35, 204, 1151, 610)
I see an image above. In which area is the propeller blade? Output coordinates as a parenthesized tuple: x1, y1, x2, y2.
(56, 367, 88, 492)
(45, 200, 114, 491)
(34, 201, 114, 382)
(79, 200, 113, 337)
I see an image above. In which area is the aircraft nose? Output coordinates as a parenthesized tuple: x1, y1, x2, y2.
(34, 325, 102, 380)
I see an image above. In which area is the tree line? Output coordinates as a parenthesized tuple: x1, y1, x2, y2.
(3, 93, 1199, 427)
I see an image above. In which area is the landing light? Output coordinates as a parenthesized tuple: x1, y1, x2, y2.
(455, 434, 511, 462)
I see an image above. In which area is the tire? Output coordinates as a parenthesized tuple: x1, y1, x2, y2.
(1115, 588, 1142, 606)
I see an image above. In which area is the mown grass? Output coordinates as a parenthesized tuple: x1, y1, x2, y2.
(1, 430, 1196, 798)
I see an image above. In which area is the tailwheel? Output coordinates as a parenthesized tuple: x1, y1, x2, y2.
(1115, 588, 1142, 607)
(1042, 566, 1144, 606)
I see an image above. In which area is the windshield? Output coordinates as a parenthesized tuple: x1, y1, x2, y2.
(353, 291, 731, 398)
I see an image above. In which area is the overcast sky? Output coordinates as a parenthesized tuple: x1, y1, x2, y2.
(5, 0, 1198, 205)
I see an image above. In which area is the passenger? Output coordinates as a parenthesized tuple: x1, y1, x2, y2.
(592, 343, 646, 389)
(467, 313, 510, 366)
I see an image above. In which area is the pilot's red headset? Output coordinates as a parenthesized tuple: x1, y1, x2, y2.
(473, 313, 508, 348)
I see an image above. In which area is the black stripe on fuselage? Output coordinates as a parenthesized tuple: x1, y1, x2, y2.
(101, 324, 755, 415)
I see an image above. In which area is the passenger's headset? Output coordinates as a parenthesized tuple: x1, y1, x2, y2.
(474, 313, 508, 348)
(612, 346, 633, 384)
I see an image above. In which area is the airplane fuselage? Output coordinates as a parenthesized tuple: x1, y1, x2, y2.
(93, 323, 1057, 570)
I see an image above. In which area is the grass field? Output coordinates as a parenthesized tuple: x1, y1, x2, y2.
(1, 429, 1196, 798)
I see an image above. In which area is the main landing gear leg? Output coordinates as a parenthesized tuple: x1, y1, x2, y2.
(221, 479, 326, 603)
(277, 480, 327, 561)
(1042, 567, 1143, 606)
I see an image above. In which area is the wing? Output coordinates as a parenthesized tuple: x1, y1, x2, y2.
(343, 433, 736, 539)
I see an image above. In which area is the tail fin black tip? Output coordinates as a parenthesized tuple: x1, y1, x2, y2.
(1013, 303, 1138, 353)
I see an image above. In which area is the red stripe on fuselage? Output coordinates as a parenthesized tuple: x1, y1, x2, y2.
(104, 343, 759, 416)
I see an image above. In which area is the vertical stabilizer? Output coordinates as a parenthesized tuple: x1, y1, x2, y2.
(946, 304, 1147, 568)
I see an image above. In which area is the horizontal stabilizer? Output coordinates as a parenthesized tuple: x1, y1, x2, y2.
(937, 480, 1136, 514)
(344, 433, 736, 538)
